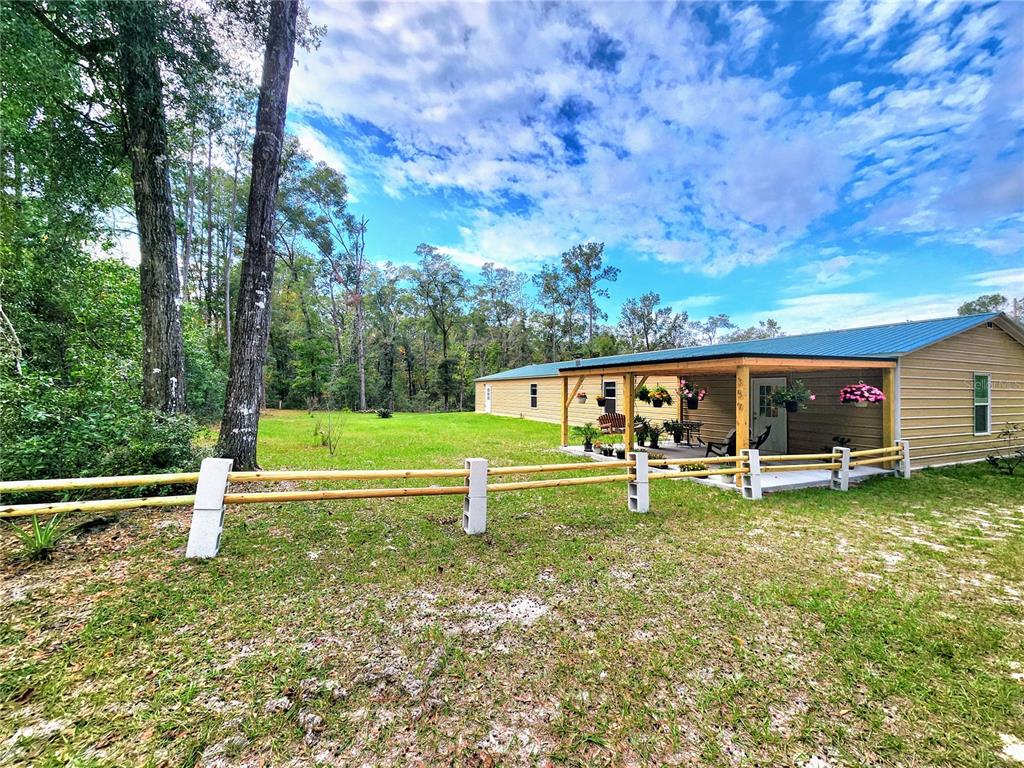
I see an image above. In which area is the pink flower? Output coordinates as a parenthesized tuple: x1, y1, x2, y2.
(810, 394, 816, 401)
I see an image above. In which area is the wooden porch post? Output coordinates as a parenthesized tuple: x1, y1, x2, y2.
(560, 376, 569, 447)
(881, 367, 896, 467)
(624, 373, 635, 450)
(735, 365, 750, 487)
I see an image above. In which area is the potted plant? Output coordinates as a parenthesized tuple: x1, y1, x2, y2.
(576, 390, 588, 404)
(571, 423, 602, 452)
(595, 394, 606, 407)
(614, 444, 627, 459)
(647, 423, 665, 449)
(603, 444, 615, 457)
(634, 416, 650, 446)
(635, 384, 652, 404)
(770, 380, 816, 412)
(649, 385, 673, 408)
(663, 419, 684, 444)
(679, 378, 707, 410)
(839, 382, 885, 408)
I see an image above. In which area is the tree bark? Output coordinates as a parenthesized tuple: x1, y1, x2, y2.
(224, 148, 240, 357)
(216, 0, 298, 469)
(112, 1, 186, 413)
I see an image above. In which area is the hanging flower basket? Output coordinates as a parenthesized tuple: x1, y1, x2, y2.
(770, 380, 816, 412)
(839, 382, 885, 408)
(679, 378, 707, 410)
(649, 385, 673, 408)
(595, 395, 606, 406)
(576, 391, 588, 403)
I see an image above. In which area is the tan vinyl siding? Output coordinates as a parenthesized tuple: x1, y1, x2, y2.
(784, 370, 883, 454)
(899, 323, 1024, 468)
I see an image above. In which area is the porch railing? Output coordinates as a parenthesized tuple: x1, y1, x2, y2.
(0, 441, 910, 558)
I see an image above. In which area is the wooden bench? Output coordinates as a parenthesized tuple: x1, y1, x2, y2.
(597, 412, 626, 434)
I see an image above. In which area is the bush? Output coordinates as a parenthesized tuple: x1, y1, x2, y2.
(376, 408, 393, 419)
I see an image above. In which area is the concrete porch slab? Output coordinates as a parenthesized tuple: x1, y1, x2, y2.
(559, 444, 891, 493)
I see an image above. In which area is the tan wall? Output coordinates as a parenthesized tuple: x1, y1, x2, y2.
(784, 370, 883, 454)
(899, 323, 1024, 468)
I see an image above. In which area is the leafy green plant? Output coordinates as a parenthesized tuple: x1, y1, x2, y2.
(635, 384, 651, 403)
(646, 423, 665, 448)
(376, 408, 393, 419)
(571, 423, 601, 449)
(9, 514, 68, 562)
(770, 380, 816, 410)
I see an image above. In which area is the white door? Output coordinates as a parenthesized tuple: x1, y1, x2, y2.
(750, 377, 787, 453)
(484, 385, 492, 414)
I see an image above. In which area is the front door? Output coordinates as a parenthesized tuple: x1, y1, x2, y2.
(484, 385, 492, 414)
(751, 377, 787, 453)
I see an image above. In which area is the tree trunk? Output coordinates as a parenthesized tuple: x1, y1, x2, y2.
(182, 128, 196, 297)
(224, 150, 239, 357)
(112, 1, 186, 414)
(356, 300, 367, 410)
(216, 0, 298, 469)
(205, 129, 215, 323)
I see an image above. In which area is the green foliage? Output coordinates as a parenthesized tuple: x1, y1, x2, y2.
(770, 379, 816, 409)
(570, 422, 601, 444)
(635, 383, 651, 403)
(375, 408, 393, 419)
(7, 514, 68, 562)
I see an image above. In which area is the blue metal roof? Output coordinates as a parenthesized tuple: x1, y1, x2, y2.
(475, 313, 1006, 380)
(476, 360, 575, 382)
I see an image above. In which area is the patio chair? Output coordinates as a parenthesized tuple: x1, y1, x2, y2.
(705, 428, 736, 457)
(597, 412, 626, 434)
(752, 425, 772, 450)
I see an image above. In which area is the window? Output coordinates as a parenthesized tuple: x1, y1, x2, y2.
(530, 383, 538, 409)
(757, 384, 779, 418)
(973, 373, 991, 435)
(603, 381, 616, 414)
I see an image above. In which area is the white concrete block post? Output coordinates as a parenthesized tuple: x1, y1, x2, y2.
(897, 439, 912, 479)
(627, 451, 649, 513)
(186, 457, 233, 558)
(741, 448, 762, 500)
(463, 458, 488, 534)
(830, 447, 850, 492)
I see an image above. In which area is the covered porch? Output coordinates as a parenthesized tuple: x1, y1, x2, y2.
(558, 354, 898, 486)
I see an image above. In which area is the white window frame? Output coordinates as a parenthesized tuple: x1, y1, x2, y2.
(973, 372, 991, 436)
(603, 380, 617, 413)
(530, 383, 538, 409)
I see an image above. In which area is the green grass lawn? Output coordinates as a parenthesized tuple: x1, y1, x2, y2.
(2, 411, 1023, 767)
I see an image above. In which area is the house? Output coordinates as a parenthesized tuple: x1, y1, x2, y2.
(475, 313, 1024, 469)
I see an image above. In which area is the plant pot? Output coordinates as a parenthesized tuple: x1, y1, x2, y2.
(672, 430, 683, 444)
(649, 439, 660, 449)
(784, 401, 799, 413)
(577, 395, 587, 403)
(604, 447, 614, 456)
(652, 401, 663, 408)
(596, 397, 605, 406)
(636, 437, 646, 447)
(615, 449, 626, 459)
(686, 397, 699, 410)
(583, 442, 593, 452)
(854, 401, 868, 408)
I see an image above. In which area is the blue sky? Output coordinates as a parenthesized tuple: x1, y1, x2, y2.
(287, 0, 1023, 333)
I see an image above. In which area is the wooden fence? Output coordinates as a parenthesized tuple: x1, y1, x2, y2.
(0, 442, 910, 558)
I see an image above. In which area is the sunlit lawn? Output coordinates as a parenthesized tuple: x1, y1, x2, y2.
(1, 410, 1022, 767)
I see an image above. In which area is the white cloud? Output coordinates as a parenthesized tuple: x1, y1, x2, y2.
(287, 0, 1022, 279)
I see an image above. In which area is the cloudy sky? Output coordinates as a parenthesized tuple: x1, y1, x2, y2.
(288, 0, 1023, 333)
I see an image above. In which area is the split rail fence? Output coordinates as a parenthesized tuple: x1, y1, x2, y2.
(0, 441, 910, 559)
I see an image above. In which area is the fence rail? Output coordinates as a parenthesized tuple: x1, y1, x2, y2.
(0, 441, 911, 557)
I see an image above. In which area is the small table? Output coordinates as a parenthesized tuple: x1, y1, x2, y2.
(679, 420, 703, 447)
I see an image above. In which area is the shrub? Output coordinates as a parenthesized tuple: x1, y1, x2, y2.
(8, 514, 68, 562)
(986, 423, 1024, 476)
(376, 408, 393, 419)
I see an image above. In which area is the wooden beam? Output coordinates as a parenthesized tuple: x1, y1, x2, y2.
(559, 356, 897, 378)
(881, 367, 896, 467)
(636, 375, 649, 390)
(735, 365, 750, 487)
(560, 376, 569, 446)
(565, 375, 585, 409)
(624, 373, 635, 450)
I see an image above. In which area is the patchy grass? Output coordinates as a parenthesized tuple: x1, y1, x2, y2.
(1, 410, 1022, 767)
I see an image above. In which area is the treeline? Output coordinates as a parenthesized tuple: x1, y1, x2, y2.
(0, 0, 785, 478)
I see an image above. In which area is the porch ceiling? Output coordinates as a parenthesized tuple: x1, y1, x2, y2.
(557, 355, 896, 378)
